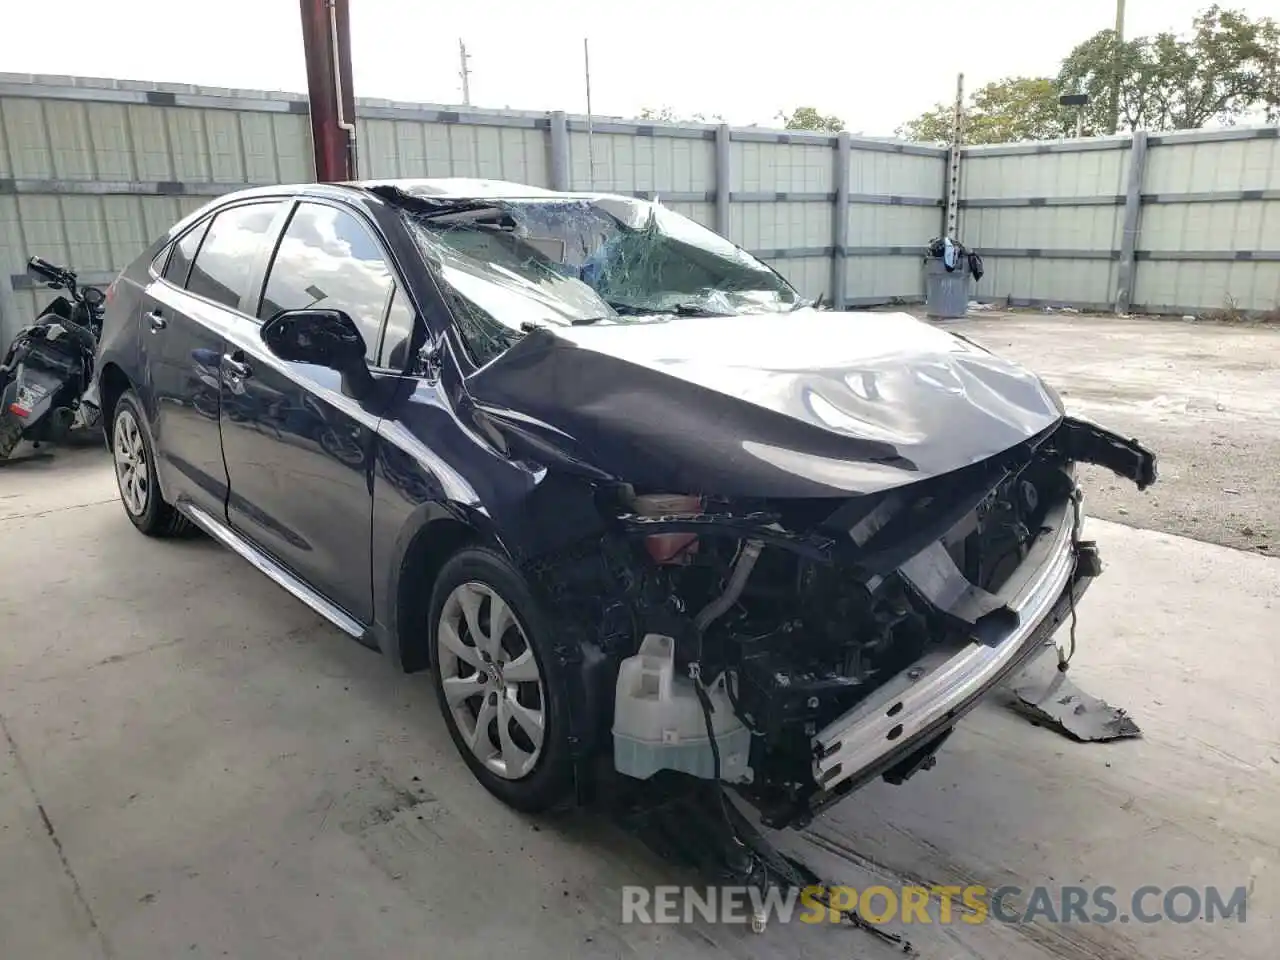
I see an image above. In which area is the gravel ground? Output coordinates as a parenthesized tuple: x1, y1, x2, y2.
(931, 309, 1280, 554)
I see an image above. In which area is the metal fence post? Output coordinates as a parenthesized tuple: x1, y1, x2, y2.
(715, 124, 731, 238)
(944, 147, 962, 239)
(0, 272, 18, 350)
(832, 131, 851, 310)
(1115, 130, 1148, 314)
(549, 111, 570, 191)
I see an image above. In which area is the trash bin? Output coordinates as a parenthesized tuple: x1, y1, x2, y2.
(924, 257, 970, 319)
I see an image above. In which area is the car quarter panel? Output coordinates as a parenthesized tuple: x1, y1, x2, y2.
(90, 258, 149, 421)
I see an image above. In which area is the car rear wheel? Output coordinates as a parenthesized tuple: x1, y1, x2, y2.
(429, 546, 572, 812)
(111, 390, 194, 538)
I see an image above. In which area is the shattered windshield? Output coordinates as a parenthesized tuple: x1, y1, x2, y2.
(400, 195, 800, 364)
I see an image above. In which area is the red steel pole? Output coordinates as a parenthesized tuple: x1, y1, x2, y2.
(299, 0, 356, 181)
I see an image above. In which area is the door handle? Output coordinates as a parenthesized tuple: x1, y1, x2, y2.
(146, 310, 167, 333)
(222, 353, 252, 379)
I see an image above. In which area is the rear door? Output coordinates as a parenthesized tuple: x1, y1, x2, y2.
(142, 201, 287, 518)
(217, 199, 400, 623)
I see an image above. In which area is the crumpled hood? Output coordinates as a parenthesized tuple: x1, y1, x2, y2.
(465, 309, 1065, 497)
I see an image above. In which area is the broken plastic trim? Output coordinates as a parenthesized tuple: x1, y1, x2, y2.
(1055, 416, 1158, 490)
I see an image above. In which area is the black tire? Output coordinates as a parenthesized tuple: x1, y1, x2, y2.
(111, 390, 195, 538)
(0, 410, 23, 460)
(428, 546, 573, 813)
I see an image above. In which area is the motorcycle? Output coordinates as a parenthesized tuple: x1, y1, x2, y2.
(0, 257, 105, 460)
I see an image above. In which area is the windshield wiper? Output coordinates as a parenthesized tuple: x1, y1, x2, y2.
(605, 299, 731, 318)
(571, 298, 744, 325)
(790, 293, 825, 311)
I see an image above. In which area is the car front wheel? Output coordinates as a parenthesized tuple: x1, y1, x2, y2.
(111, 390, 193, 538)
(429, 546, 572, 812)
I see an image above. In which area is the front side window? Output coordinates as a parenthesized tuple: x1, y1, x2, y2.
(379, 284, 417, 370)
(258, 202, 394, 364)
(186, 202, 284, 309)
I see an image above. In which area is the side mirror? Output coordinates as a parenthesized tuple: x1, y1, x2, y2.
(261, 309, 366, 372)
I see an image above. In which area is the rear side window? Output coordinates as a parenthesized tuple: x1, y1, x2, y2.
(258, 202, 395, 364)
(186, 202, 284, 309)
(162, 220, 210, 287)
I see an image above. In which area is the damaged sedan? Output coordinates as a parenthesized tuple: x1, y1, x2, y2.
(87, 178, 1157, 829)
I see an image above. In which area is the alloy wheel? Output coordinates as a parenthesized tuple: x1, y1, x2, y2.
(113, 409, 149, 516)
(436, 581, 546, 780)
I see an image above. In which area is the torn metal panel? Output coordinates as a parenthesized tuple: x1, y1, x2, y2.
(1003, 647, 1142, 742)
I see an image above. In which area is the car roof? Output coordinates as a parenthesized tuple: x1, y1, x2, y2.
(219, 177, 629, 207)
(355, 177, 566, 199)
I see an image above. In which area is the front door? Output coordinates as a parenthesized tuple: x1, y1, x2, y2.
(143, 202, 287, 517)
(218, 200, 399, 624)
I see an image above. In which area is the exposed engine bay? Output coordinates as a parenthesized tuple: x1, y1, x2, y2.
(524, 415, 1156, 830)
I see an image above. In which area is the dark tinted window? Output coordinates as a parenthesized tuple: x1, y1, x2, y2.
(186, 202, 284, 309)
(380, 285, 416, 369)
(162, 219, 209, 287)
(258, 202, 394, 363)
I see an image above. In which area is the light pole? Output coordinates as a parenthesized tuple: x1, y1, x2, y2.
(1060, 93, 1090, 139)
(459, 40, 472, 106)
(584, 38, 595, 188)
(1109, 0, 1126, 135)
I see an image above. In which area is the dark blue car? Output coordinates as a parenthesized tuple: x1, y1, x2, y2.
(87, 178, 1155, 827)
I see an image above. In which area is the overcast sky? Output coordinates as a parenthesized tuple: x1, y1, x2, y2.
(3, 0, 1272, 135)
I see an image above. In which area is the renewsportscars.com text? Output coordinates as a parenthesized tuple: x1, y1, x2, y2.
(621, 883, 1249, 926)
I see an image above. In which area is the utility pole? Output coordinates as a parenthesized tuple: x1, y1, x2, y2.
(459, 39, 472, 106)
(583, 38, 595, 187)
(299, 0, 356, 181)
(1108, 0, 1126, 135)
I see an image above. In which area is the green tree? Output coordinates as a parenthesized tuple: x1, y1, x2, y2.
(896, 77, 1068, 144)
(1058, 6, 1280, 132)
(778, 106, 845, 132)
(637, 106, 724, 124)
(897, 5, 1280, 144)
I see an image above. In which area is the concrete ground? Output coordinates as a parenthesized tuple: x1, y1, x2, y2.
(2, 314, 1278, 959)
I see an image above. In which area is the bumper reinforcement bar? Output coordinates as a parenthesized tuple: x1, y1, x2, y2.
(812, 496, 1079, 792)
